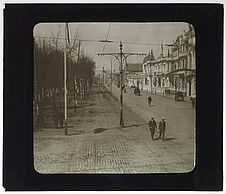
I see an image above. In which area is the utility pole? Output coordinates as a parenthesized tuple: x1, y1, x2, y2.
(74, 40, 81, 113)
(150, 74, 153, 94)
(102, 66, 105, 97)
(98, 41, 146, 128)
(76, 40, 83, 106)
(119, 42, 124, 127)
(64, 23, 68, 135)
(102, 66, 104, 85)
(74, 77, 77, 113)
(34, 43, 39, 117)
(80, 78, 83, 105)
(175, 77, 177, 100)
(78, 40, 81, 61)
(111, 60, 112, 94)
(149, 63, 153, 94)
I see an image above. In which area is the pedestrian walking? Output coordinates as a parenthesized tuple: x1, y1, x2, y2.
(159, 117, 166, 140)
(148, 96, 152, 106)
(58, 108, 64, 128)
(53, 105, 64, 128)
(148, 117, 157, 140)
(190, 96, 196, 108)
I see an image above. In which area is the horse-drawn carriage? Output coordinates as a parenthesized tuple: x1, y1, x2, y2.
(175, 91, 185, 101)
(134, 87, 140, 96)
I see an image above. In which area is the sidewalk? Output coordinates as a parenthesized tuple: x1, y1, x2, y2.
(109, 84, 192, 103)
(34, 85, 194, 174)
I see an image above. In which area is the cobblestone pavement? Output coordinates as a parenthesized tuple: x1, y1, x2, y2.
(34, 85, 195, 174)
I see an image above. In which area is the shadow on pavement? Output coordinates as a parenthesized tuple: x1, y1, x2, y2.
(67, 131, 84, 136)
(154, 137, 176, 141)
(164, 137, 176, 141)
(94, 128, 106, 133)
(123, 123, 148, 128)
(66, 123, 148, 136)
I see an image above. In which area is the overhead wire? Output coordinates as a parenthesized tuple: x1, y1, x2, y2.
(33, 36, 173, 47)
(34, 33, 173, 71)
(99, 23, 112, 70)
(102, 22, 111, 52)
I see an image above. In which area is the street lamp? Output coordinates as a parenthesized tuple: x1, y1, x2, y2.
(98, 41, 146, 128)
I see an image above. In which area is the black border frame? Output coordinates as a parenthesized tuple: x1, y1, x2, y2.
(3, 4, 223, 191)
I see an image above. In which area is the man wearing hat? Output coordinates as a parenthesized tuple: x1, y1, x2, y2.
(159, 117, 166, 140)
(148, 117, 157, 140)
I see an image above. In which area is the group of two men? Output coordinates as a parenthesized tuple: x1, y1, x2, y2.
(148, 117, 166, 141)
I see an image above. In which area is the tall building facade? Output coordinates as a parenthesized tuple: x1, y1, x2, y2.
(142, 24, 196, 98)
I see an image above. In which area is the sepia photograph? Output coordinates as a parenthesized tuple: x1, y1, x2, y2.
(33, 22, 196, 174)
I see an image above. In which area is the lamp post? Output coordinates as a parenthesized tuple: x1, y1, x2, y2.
(64, 23, 68, 135)
(98, 41, 146, 128)
(111, 60, 113, 94)
(119, 42, 124, 127)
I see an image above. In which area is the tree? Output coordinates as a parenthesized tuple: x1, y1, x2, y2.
(34, 36, 96, 128)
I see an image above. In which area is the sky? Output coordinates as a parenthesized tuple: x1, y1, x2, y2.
(34, 22, 189, 72)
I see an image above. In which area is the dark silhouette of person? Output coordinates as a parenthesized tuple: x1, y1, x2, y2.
(159, 117, 166, 140)
(58, 108, 64, 128)
(53, 105, 64, 128)
(149, 117, 157, 140)
(148, 96, 152, 106)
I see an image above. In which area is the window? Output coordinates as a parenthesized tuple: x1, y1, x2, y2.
(185, 58, 187, 69)
(189, 53, 192, 69)
(172, 62, 174, 71)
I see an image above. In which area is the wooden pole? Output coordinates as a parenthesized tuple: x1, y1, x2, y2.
(119, 41, 124, 127)
(64, 23, 68, 135)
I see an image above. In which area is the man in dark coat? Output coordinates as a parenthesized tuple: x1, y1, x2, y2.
(159, 117, 166, 140)
(149, 117, 157, 140)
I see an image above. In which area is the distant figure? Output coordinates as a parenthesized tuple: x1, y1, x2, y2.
(149, 117, 157, 140)
(58, 109, 64, 128)
(159, 117, 166, 140)
(190, 96, 196, 108)
(148, 96, 152, 106)
(54, 105, 64, 128)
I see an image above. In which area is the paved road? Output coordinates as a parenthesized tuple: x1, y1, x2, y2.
(34, 85, 195, 174)
(106, 84, 195, 147)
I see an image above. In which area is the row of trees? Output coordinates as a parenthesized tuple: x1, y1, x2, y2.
(34, 35, 96, 129)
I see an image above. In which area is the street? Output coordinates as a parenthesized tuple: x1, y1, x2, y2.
(108, 84, 195, 146)
(34, 84, 195, 174)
